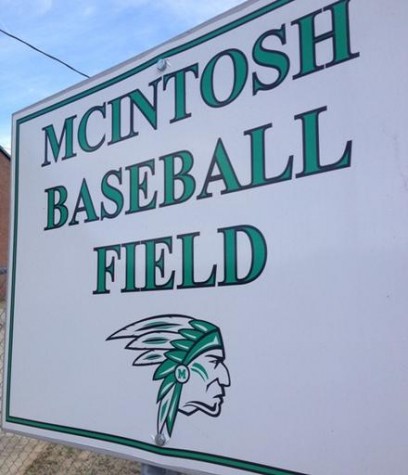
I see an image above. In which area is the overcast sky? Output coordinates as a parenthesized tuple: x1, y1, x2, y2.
(0, 0, 244, 153)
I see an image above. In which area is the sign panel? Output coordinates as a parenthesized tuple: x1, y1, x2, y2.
(3, 1, 408, 474)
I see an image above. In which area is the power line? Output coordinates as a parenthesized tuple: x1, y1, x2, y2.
(0, 27, 90, 79)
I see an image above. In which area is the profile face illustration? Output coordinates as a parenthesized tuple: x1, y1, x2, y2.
(107, 315, 230, 439)
(178, 348, 230, 417)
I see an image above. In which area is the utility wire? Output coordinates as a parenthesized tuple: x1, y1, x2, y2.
(0, 27, 90, 79)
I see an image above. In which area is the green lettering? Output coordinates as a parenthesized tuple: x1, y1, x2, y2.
(108, 95, 138, 145)
(219, 225, 267, 286)
(244, 123, 293, 188)
(252, 25, 290, 94)
(42, 116, 77, 167)
(197, 139, 242, 199)
(121, 241, 139, 293)
(163, 64, 199, 122)
(78, 105, 106, 152)
(126, 160, 157, 213)
(292, 0, 359, 79)
(108, 78, 161, 145)
(69, 179, 99, 226)
(101, 169, 124, 220)
(201, 49, 248, 108)
(93, 244, 121, 294)
(159, 151, 196, 207)
(128, 79, 160, 130)
(141, 237, 175, 291)
(177, 232, 216, 289)
(44, 185, 68, 230)
(295, 106, 352, 178)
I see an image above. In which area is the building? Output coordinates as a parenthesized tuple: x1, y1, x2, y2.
(0, 145, 11, 300)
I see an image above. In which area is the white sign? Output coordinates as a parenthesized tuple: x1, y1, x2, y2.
(3, 1, 408, 474)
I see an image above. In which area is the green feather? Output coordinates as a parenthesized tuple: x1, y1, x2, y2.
(165, 350, 186, 363)
(166, 384, 182, 436)
(190, 320, 216, 333)
(157, 383, 181, 436)
(157, 388, 173, 435)
(140, 321, 179, 330)
(160, 400, 169, 421)
(144, 337, 169, 345)
(171, 339, 194, 351)
(153, 359, 177, 380)
(179, 329, 202, 341)
(184, 331, 222, 365)
(133, 350, 166, 366)
(157, 373, 176, 402)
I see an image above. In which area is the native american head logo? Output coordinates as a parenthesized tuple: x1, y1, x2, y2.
(107, 315, 231, 439)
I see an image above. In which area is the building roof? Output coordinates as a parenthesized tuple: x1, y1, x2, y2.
(0, 145, 10, 161)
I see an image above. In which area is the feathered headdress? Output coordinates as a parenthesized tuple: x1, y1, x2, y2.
(107, 314, 223, 437)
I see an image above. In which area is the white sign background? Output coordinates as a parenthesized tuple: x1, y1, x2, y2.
(3, 1, 408, 474)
